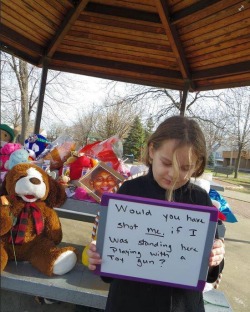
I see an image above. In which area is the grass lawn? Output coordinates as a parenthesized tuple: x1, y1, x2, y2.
(205, 169, 250, 194)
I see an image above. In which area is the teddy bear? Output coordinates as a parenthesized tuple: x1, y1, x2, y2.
(0, 163, 77, 276)
(0, 124, 15, 147)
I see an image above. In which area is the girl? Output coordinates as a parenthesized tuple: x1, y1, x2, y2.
(87, 115, 225, 312)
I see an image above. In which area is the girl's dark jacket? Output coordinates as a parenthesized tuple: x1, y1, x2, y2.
(102, 169, 224, 312)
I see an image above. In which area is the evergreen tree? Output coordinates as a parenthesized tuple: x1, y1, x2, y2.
(208, 153, 215, 167)
(144, 116, 154, 143)
(123, 116, 145, 160)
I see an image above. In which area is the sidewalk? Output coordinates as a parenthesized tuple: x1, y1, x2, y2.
(223, 188, 250, 203)
(1, 184, 250, 312)
(213, 179, 250, 312)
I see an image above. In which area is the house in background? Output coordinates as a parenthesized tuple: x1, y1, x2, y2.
(223, 150, 250, 171)
(211, 143, 250, 171)
(212, 144, 224, 166)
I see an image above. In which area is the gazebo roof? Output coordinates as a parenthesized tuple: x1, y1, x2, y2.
(1, 0, 250, 92)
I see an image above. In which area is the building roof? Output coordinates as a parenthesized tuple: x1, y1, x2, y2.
(1, 0, 250, 92)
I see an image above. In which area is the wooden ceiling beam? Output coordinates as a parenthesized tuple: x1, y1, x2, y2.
(196, 80, 250, 92)
(171, 0, 222, 23)
(155, 0, 194, 91)
(54, 52, 182, 79)
(0, 24, 42, 54)
(44, 0, 90, 59)
(49, 64, 185, 91)
(192, 61, 250, 80)
(0, 43, 37, 66)
(85, 3, 161, 23)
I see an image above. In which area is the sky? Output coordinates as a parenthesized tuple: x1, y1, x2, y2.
(42, 73, 130, 126)
(40, 72, 155, 130)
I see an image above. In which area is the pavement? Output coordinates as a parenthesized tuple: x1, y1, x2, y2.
(1, 178, 250, 312)
(211, 179, 250, 312)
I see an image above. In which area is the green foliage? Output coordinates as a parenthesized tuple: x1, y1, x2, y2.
(123, 116, 145, 160)
(207, 153, 215, 166)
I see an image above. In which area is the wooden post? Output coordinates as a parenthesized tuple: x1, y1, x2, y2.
(180, 81, 189, 116)
(34, 57, 49, 134)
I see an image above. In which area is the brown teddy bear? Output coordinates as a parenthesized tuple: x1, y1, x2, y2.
(0, 124, 15, 146)
(0, 163, 77, 276)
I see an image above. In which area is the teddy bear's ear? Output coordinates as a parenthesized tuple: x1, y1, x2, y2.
(46, 175, 67, 208)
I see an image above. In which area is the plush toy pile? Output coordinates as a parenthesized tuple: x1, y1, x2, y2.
(0, 128, 143, 203)
(0, 163, 77, 276)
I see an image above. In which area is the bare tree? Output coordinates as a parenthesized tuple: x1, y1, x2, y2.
(92, 98, 142, 140)
(186, 97, 228, 157)
(221, 87, 250, 178)
(0, 93, 21, 131)
(1, 54, 39, 142)
(103, 82, 230, 158)
(51, 97, 142, 150)
(69, 106, 98, 147)
(46, 122, 65, 142)
(1, 53, 84, 143)
(104, 81, 223, 122)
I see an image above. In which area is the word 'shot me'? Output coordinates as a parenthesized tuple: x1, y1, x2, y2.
(106, 203, 206, 267)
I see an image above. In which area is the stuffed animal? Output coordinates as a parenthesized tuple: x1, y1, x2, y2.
(57, 174, 71, 187)
(74, 187, 96, 202)
(7, 148, 30, 170)
(0, 124, 15, 147)
(24, 134, 48, 158)
(26, 149, 36, 161)
(190, 178, 227, 221)
(0, 163, 77, 276)
(0, 143, 22, 172)
(68, 154, 92, 180)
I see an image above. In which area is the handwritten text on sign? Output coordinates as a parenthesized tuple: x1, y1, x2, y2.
(99, 197, 214, 288)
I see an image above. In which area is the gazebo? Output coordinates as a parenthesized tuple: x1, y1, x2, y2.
(1, 0, 250, 130)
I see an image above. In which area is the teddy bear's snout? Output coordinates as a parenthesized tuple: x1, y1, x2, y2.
(29, 177, 41, 185)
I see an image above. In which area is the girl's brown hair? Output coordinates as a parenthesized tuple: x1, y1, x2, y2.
(145, 115, 207, 178)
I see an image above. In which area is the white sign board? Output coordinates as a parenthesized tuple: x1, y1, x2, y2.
(96, 193, 218, 291)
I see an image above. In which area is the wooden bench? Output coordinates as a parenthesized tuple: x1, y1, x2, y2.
(1, 198, 233, 311)
(214, 167, 234, 178)
(1, 198, 109, 309)
(1, 261, 108, 309)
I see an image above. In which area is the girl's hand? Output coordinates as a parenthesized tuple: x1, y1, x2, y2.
(209, 239, 225, 267)
(87, 241, 102, 271)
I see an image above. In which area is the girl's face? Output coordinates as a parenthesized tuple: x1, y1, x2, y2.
(149, 139, 198, 191)
(91, 170, 117, 195)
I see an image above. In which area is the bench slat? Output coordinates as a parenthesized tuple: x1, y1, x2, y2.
(55, 198, 100, 222)
(1, 262, 109, 309)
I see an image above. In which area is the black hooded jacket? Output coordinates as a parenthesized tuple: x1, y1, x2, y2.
(103, 169, 224, 312)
